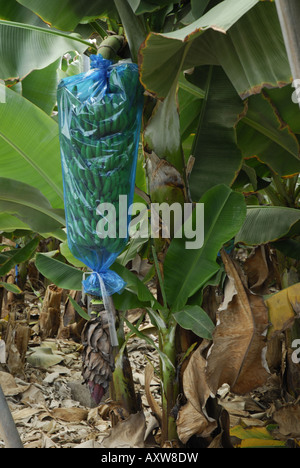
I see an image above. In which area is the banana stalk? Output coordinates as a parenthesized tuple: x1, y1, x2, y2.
(72, 34, 140, 413)
(112, 347, 140, 415)
(97, 35, 124, 61)
(160, 321, 179, 444)
(113, 0, 147, 63)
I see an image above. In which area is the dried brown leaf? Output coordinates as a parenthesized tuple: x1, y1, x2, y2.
(12, 407, 44, 422)
(21, 384, 46, 406)
(244, 246, 269, 293)
(144, 363, 162, 426)
(177, 342, 217, 444)
(50, 407, 88, 423)
(0, 370, 30, 396)
(101, 412, 146, 448)
(273, 404, 300, 438)
(98, 401, 130, 422)
(206, 251, 269, 395)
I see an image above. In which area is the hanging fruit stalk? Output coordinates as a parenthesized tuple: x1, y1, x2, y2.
(81, 312, 115, 404)
(60, 35, 143, 411)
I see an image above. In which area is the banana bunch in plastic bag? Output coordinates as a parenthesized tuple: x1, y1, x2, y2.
(57, 54, 144, 300)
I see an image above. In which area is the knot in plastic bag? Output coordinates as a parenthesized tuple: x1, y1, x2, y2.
(90, 54, 112, 71)
(83, 270, 125, 298)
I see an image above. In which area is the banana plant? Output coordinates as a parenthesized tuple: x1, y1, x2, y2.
(1, 0, 299, 447)
(34, 182, 246, 442)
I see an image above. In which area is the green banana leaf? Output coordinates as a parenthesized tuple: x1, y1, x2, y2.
(35, 253, 83, 291)
(112, 262, 160, 309)
(16, 0, 118, 31)
(0, 282, 23, 294)
(265, 86, 300, 135)
(22, 59, 60, 115)
(59, 242, 86, 269)
(114, 0, 147, 64)
(164, 184, 246, 312)
(143, 79, 183, 172)
(178, 71, 204, 142)
(127, 0, 176, 15)
(35, 253, 160, 310)
(235, 206, 300, 246)
(272, 238, 300, 261)
(0, 214, 31, 233)
(0, 0, 46, 26)
(0, 19, 90, 80)
(139, 1, 290, 100)
(188, 65, 244, 200)
(0, 237, 39, 276)
(173, 305, 215, 340)
(237, 92, 300, 177)
(0, 178, 65, 235)
(0, 84, 63, 209)
(191, 0, 210, 19)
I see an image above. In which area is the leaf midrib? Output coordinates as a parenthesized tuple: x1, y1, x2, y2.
(0, 129, 64, 202)
(0, 193, 65, 225)
(243, 116, 299, 158)
(0, 19, 92, 48)
(170, 188, 231, 310)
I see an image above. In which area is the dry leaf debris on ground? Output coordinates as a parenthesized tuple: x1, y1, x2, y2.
(1, 269, 300, 448)
(0, 330, 297, 449)
(0, 328, 162, 449)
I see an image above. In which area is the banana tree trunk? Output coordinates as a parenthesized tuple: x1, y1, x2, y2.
(160, 321, 179, 444)
(111, 314, 140, 416)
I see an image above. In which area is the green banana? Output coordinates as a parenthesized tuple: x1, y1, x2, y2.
(60, 64, 142, 255)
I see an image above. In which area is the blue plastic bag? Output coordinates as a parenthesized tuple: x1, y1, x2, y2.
(57, 55, 144, 302)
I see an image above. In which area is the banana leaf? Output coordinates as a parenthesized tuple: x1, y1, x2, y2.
(235, 206, 300, 246)
(188, 65, 244, 200)
(164, 184, 246, 312)
(22, 59, 60, 115)
(0, 178, 65, 235)
(16, 0, 118, 31)
(0, 19, 90, 80)
(0, 237, 39, 276)
(0, 214, 31, 233)
(139, 1, 290, 100)
(237, 92, 300, 177)
(35, 253, 161, 310)
(35, 253, 83, 291)
(0, 0, 47, 26)
(0, 84, 63, 209)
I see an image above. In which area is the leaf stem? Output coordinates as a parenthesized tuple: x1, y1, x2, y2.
(0, 19, 93, 49)
(264, 185, 285, 206)
(152, 245, 168, 310)
(90, 21, 107, 39)
(113, 0, 147, 62)
(272, 172, 293, 206)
